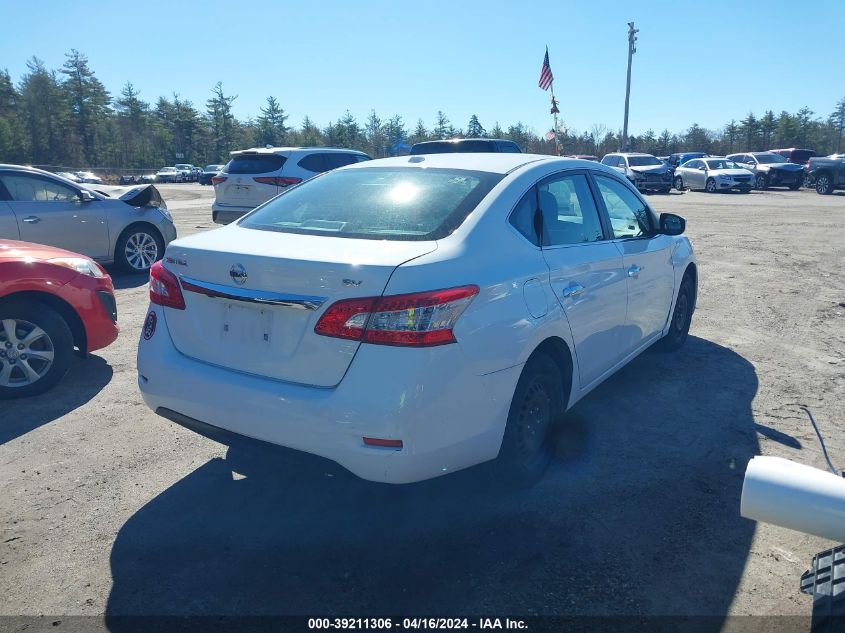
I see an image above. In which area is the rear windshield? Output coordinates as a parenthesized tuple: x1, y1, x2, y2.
(410, 141, 495, 155)
(754, 153, 787, 164)
(790, 150, 815, 163)
(239, 167, 503, 241)
(627, 156, 662, 167)
(203, 165, 222, 171)
(225, 154, 287, 174)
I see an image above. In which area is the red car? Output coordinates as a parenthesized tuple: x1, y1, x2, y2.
(0, 239, 119, 398)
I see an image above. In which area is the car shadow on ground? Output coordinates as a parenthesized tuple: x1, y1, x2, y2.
(0, 355, 112, 445)
(105, 336, 759, 625)
(110, 271, 149, 290)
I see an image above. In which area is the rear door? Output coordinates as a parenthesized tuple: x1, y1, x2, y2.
(0, 172, 109, 258)
(217, 153, 288, 209)
(0, 180, 19, 239)
(592, 174, 675, 353)
(534, 171, 629, 387)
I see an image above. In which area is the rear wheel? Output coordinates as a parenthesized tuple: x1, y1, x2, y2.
(674, 176, 684, 191)
(0, 301, 73, 399)
(815, 174, 834, 195)
(755, 173, 768, 190)
(789, 181, 801, 190)
(497, 353, 565, 487)
(116, 224, 163, 273)
(656, 273, 694, 352)
(705, 178, 717, 193)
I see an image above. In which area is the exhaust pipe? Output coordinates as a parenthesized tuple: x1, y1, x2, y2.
(741, 456, 845, 542)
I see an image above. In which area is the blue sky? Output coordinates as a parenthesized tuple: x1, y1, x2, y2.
(2, 0, 840, 137)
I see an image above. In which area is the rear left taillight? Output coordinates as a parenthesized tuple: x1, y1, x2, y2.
(149, 261, 185, 310)
(211, 175, 227, 185)
(314, 285, 479, 347)
(253, 176, 303, 187)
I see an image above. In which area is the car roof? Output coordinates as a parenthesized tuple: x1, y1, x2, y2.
(413, 138, 510, 145)
(340, 153, 593, 175)
(230, 146, 368, 156)
(611, 152, 656, 157)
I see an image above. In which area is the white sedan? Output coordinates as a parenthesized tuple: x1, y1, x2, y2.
(137, 154, 697, 485)
(674, 157, 755, 193)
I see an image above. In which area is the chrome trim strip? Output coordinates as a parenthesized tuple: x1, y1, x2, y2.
(180, 277, 327, 310)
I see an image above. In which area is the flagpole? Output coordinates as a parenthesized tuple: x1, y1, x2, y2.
(550, 81, 560, 156)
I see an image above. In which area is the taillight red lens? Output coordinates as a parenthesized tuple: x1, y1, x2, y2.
(253, 176, 303, 187)
(149, 261, 185, 310)
(314, 285, 479, 347)
(211, 175, 227, 185)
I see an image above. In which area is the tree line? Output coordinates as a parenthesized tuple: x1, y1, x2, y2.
(0, 50, 843, 172)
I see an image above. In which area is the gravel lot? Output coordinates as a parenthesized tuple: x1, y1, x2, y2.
(1, 183, 843, 624)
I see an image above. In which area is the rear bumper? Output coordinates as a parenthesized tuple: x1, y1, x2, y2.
(136, 305, 520, 483)
(211, 203, 253, 225)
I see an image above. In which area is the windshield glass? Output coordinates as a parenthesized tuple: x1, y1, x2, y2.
(239, 167, 503, 241)
(627, 156, 662, 167)
(754, 153, 787, 164)
(204, 165, 222, 171)
(159, 167, 175, 172)
(706, 159, 741, 170)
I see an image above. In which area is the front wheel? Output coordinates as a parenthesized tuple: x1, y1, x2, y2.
(705, 178, 717, 193)
(497, 353, 565, 487)
(656, 274, 694, 352)
(789, 181, 801, 190)
(815, 174, 834, 195)
(0, 301, 74, 399)
(116, 225, 164, 273)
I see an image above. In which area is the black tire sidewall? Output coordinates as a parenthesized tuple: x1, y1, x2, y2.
(657, 275, 693, 352)
(674, 176, 684, 191)
(498, 354, 564, 487)
(0, 301, 74, 399)
(116, 225, 164, 273)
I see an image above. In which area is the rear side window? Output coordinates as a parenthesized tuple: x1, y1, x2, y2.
(239, 167, 503, 241)
(297, 154, 327, 173)
(538, 174, 604, 246)
(224, 154, 286, 174)
(0, 173, 79, 202)
(496, 141, 521, 153)
(324, 153, 362, 169)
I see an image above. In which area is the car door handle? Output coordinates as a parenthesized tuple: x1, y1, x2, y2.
(22, 216, 41, 224)
(561, 283, 585, 298)
(627, 265, 642, 277)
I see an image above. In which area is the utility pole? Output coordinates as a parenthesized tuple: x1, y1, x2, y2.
(621, 21, 638, 151)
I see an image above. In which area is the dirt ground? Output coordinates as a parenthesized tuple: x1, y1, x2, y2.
(1, 183, 843, 625)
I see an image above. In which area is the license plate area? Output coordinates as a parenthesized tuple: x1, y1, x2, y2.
(221, 302, 273, 347)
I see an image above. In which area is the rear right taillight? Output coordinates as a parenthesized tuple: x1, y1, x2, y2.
(211, 175, 227, 185)
(149, 261, 185, 310)
(253, 176, 303, 187)
(314, 285, 479, 347)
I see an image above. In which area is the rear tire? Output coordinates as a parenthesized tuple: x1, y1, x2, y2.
(789, 181, 801, 190)
(656, 273, 694, 352)
(815, 174, 834, 195)
(0, 301, 74, 399)
(755, 173, 768, 190)
(674, 176, 684, 191)
(497, 353, 565, 487)
(705, 178, 717, 193)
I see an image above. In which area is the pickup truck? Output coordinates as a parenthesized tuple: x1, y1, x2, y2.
(807, 155, 845, 194)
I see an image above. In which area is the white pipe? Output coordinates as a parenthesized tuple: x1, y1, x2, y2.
(741, 456, 845, 542)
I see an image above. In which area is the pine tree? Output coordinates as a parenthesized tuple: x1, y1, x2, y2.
(206, 82, 237, 161)
(434, 111, 451, 139)
(466, 114, 485, 138)
(60, 49, 111, 165)
(0, 69, 26, 163)
(364, 110, 385, 157)
(256, 96, 288, 147)
(19, 58, 70, 165)
(830, 97, 845, 153)
(760, 110, 776, 149)
(740, 112, 760, 150)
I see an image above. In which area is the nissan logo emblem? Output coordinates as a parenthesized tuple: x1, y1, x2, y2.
(230, 263, 248, 285)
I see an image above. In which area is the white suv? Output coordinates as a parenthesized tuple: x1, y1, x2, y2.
(211, 147, 371, 224)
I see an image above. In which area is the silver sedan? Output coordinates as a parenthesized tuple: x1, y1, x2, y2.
(674, 157, 755, 193)
(0, 165, 177, 272)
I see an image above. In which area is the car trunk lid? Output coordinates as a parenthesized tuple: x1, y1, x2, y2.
(161, 226, 437, 387)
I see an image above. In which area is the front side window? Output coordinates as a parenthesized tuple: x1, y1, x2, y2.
(706, 159, 740, 170)
(685, 160, 701, 170)
(594, 175, 653, 239)
(240, 167, 503, 241)
(601, 155, 618, 167)
(0, 174, 79, 202)
(537, 173, 604, 246)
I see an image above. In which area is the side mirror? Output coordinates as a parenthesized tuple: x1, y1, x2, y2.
(659, 213, 685, 236)
(79, 189, 96, 202)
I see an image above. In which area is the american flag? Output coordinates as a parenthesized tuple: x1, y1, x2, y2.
(538, 47, 554, 91)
